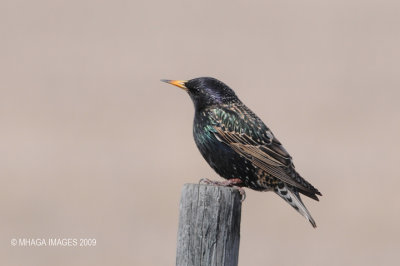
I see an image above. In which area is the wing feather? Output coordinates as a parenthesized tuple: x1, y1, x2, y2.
(211, 107, 318, 195)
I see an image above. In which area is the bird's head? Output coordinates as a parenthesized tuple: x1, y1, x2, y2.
(162, 77, 239, 110)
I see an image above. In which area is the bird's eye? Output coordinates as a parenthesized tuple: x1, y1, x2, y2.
(191, 86, 200, 94)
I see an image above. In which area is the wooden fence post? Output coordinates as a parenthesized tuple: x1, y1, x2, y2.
(176, 183, 242, 266)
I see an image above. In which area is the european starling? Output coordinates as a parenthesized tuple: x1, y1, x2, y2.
(162, 77, 322, 228)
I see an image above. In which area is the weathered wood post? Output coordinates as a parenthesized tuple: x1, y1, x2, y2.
(176, 184, 242, 266)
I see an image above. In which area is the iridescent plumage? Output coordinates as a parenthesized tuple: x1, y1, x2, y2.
(162, 77, 322, 227)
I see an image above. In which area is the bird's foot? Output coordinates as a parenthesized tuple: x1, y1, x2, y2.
(199, 178, 246, 202)
(199, 177, 242, 186)
(233, 185, 246, 202)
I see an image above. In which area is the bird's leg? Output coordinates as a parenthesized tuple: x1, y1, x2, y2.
(199, 178, 246, 202)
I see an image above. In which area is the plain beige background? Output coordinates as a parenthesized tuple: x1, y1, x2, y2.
(1, 0, 399, 265)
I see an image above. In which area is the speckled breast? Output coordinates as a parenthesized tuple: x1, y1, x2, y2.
(192, 110, 271, 190)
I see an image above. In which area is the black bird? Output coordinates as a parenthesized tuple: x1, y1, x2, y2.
(162, 77, 321, 227)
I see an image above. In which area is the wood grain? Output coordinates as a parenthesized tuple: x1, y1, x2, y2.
(176, 184, 242, 266)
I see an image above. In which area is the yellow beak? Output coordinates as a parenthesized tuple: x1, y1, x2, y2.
(161, 79, 188, 91)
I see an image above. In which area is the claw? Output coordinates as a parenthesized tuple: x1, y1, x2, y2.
(199, 178, 214, 185)
(233, 186, 246, 202)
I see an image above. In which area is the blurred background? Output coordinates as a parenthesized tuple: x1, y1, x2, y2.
(1, 0, 399, 265)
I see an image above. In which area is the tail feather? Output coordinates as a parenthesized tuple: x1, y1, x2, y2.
(275, 184, 317, 228)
